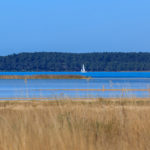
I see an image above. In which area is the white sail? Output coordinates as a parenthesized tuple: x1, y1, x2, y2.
(81, 64, 87, 73)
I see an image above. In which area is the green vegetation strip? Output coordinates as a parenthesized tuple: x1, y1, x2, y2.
(1, 52, 150, 71)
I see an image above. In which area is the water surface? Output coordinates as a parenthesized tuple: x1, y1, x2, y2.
(0, 71, 150, 78)
(0, 77, 150, 99)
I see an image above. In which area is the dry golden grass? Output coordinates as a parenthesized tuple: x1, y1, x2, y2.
(0, 98, 150, 150)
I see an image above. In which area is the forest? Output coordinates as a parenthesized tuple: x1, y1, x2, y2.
(0, 52, 150, 71)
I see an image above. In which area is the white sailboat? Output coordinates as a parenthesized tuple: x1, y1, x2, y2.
(81, 64, 87, 73)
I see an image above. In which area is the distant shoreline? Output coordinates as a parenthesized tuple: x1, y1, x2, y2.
(0, 52, 150, 72)
(0, 71, 149, 72)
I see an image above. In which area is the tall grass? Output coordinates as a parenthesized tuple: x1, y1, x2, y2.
(0, 99, 150, 150)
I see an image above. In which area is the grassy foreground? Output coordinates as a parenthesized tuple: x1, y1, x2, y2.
(0, 98, 150, 150)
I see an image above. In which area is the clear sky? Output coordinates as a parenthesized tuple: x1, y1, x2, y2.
(0, 0, 150, 55)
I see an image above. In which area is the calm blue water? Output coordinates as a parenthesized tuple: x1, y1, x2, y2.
(0, 72, 150, 99)
(1, 71, 150, 78)
(0, 76, 150, 99)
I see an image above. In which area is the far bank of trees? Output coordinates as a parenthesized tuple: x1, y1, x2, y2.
(0, 52, 150, 71)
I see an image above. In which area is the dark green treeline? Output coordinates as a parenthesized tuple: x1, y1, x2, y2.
(0, 52, 150, 71)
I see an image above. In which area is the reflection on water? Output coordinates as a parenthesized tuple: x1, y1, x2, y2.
(0, 78, 150, 99)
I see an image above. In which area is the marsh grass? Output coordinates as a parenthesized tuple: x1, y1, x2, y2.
(0, 98, 150, 150)
(0, 75, 88, 79)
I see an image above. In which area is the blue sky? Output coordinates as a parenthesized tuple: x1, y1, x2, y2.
(0, 0, 150, 55)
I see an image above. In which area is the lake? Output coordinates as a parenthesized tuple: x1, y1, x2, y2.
(0, 72, 150, 99)
(1, 71, 150, 78)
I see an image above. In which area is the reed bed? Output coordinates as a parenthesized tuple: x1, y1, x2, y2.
(0, 98, 150, 150)
(0, 75, 88, 79)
